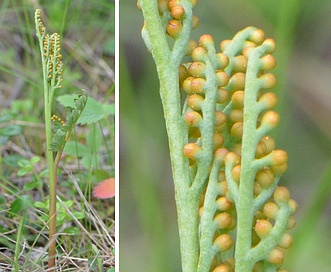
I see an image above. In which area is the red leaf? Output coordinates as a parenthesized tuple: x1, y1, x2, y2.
(93, 178, 115, 199)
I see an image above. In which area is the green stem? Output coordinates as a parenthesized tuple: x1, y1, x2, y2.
(35, 11, 61, 270)
(197, 159, 221, 272)
(140, 1, 200, 271)
(44, 87, 57, 271)
(46, 144, 67, 270)
(160, 66, 200, 271)
(191, 56, 219, 191)
(234, 45, 265, 272)
(39, 40, 57, 270)
(248, 204, 291, 263)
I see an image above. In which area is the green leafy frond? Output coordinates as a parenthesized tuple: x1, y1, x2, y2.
(50, 92, 87, 151)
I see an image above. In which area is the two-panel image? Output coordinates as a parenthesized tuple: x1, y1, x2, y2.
(0, 0, 330, 271)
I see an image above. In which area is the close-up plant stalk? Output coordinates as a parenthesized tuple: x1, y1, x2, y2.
(138, 1, 298, 271)
(35, 9, 87, 271)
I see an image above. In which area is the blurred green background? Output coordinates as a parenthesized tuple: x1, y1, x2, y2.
(120, 0, 331, 271)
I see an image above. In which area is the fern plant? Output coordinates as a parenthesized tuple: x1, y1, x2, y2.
(35, 9, 87, 271)
(138, 1, 298, 271)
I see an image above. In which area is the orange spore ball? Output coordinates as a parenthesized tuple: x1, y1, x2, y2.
(261, 110, 279, 128)
(229, 109, 243, 123)
(274, 186, 290, 204)
(287, 216, 296, 229)
(255, 168, 275, 188)
(213, 132, 224, 149)
(214, 234, 233, 252)
(183, 142, 202, 159)
(214, 148, 229, 163)
(214, 111, 227, 126)
(263, 38, 276, 53)
(166, 19, 183, 38)
(249, 29, 265, 45)
(228, 73, 246, 91)
(182, 76, 195, 94)
(216, 71, 229, 87)
(270, 150, 288, 166)
(167, 0, 177, 10)
(278, 232, 293, 249)
(232, 164, 241, 183)
(256, 136, 275, 158)
(232, 55, 247, 73)
(258, 92, 278, 109)
(267, 248, 284, 265)
(170, 5, 185, 20)
(191, 77, 206, 93)
(188, 62, 206, 77)
(263, 201, 279, 219)
(288, 199, 298, 215)
(255, 219, 273, 238)
(191, 46, 208, 62)
(260, 54, 276, 70)
(199, 34, 214, 48)
(225, 152, 241, 165)
(230, 121, 243, 139)
(216, 53, 229, 69)
(184, 111, 203, 127)
(259, 73, 277, 89)
(212, 262, 231, 272)
(214, 212, 232, 229)
(271, 163, 288, 175)
(217, 88, 229, 104)
(188, 94, 204, 110)
(216, 196, 233, 211)
(231, 90, 245, 109)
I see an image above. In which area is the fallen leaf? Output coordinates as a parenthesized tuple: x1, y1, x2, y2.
(93, 178, 115, 199)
